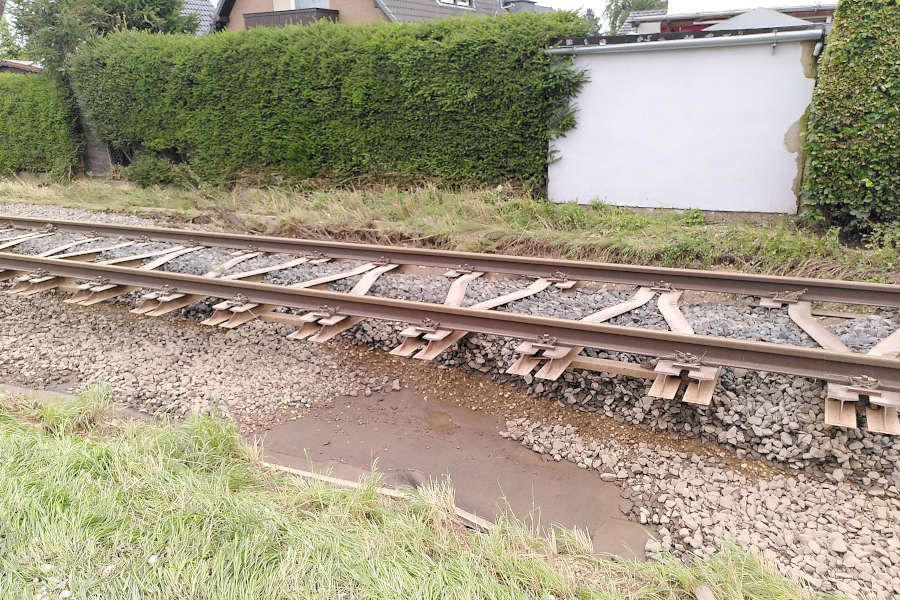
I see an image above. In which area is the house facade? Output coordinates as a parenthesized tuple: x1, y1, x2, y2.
(213, 0, 548, 31)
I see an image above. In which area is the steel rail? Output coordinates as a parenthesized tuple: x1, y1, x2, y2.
(3, 215, 899, 307)
(2, 252, 899, 391)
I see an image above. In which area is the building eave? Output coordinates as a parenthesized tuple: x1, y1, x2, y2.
(548, 27, 824, 55)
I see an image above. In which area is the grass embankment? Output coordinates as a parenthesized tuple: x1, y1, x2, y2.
(0, 178, 897, 283)
(0, 386, 838, 599)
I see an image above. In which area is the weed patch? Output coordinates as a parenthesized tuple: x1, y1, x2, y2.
(1, 179, 896, 283)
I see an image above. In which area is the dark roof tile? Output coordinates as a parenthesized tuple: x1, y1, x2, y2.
(182, 0, 217, 34)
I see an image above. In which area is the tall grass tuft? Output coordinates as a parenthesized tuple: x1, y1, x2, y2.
(8, 383, 114, 434)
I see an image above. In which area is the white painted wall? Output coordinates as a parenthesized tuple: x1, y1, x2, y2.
(548, 41, 815, 213)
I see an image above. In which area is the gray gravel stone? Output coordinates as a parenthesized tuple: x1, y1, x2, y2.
(0, 202, 155, 226)
(499, 288, 618, 320)
(830, 309, 900, 353)
(60, 237, 132, 254)
(331, 273, 451, 303)
(224, 253, 295, 275)
(503, 418, 900, 598)
(0, 292, 371, 431)
(461, 277, 530, 307)
(683, 301, 816, 347)
(157, 247, 238, 275)
(0, 228, 28, 241)
(610, 300, 669, 330)
(263, 260, 355, 286)
(11, 233, 86, 255)
(98, 242, 176, 262)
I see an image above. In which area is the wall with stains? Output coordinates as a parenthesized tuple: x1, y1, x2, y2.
(549, 40, 817, 213)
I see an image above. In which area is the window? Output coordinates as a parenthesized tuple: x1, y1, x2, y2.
(438, 0, 473, 7)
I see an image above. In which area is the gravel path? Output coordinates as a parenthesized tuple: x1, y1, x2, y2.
(0, 293, 371, 431)
(609, 300, 669, 330)
(503, 419, 900, 599)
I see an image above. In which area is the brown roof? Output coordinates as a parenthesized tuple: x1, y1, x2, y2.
(0, 60, 43, 73)
(618, 8, 666, 34)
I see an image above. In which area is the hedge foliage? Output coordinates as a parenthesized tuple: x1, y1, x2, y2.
(803, 0, 900, 237)
(68, 13, 587, 189)
(0, 73, 81, 177)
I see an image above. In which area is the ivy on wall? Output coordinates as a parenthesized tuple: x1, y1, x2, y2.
(803, 0, 900, 237)
(68, 13, 587, 190)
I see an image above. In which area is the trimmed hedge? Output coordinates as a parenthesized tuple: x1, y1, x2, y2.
(803, 0, 900, 237)
(0, 73, 81, 177)
(68, 13, 587, 189)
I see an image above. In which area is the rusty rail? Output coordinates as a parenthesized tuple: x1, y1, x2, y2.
(3, 216, 899, 307)
(2, 251, 899, 392)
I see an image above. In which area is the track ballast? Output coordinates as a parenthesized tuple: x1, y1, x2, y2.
(1, 216, 899, 435)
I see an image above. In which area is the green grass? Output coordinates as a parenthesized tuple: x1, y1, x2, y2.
(0, 387, 851, 599)
(8, 383, 112, 434)
(1, 178, 897, 283)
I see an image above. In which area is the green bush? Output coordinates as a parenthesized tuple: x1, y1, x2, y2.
(67, 13, 587, 190)
(802, 0, 900, 238)
(123, 152, 199, 188)
(0, 73, 81, 177)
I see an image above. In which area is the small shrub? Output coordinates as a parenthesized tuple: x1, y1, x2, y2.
(802, 0, 900, 238)
(867, 222, 900, 251)
(123, 152, 204, 188)
(0, 73, 81, 177)
(123, 153, 179, 187)
(680, 209, 706, 226)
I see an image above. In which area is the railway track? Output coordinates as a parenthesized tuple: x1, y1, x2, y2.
(1, 216, 899, 435)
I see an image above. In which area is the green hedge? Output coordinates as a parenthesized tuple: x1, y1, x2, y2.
(0, 73, 81, 177)
(68, 13, 587, 189)
(803, 0, 900, 237)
